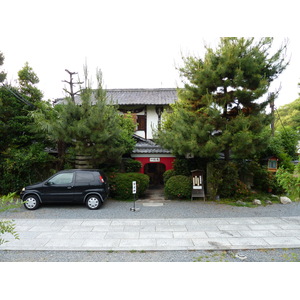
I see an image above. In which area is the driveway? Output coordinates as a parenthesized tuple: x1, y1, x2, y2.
(1, 199, 300, 219)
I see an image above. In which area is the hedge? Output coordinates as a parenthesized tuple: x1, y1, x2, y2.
(165, 175, 192, 199)
(163, 169, 176, 183)
(109, 172, 150, 200)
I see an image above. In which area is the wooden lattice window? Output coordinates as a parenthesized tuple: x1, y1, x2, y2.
(137, 115, 146, 131)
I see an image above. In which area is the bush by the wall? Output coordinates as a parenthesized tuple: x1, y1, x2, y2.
(109, 172, 150, 200)
(165, 175, 192, 199)
(122, 158, 142, 173)
(163, 169, 176, 183)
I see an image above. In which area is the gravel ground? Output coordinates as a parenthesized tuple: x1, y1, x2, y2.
(1, 248, 300, 262)
(1, 199, 300, 219)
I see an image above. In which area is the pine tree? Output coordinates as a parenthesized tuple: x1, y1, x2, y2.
(33, 68, 136, 169)
(157, 38, 288, 161)
(275, 93, 300, 131)
(18, 62, 43, 103)
(0, 51, 6, 83)
(0, 64, 54, 194)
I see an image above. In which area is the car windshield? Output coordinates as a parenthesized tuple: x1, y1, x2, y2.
(48, 173, 74, 185)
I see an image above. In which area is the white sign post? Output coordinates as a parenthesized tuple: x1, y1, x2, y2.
(132, 181, 136, 194)
(130, 181, 139, 212)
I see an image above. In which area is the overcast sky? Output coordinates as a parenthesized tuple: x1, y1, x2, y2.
(1, 0, 300, 108)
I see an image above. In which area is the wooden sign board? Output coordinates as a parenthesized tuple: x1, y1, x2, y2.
(191, 169, 205, 201)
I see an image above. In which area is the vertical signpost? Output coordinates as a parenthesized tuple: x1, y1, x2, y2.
(191, 169, 206, 201)
(130, 181, 139, 212)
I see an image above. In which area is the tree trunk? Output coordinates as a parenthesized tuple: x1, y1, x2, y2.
(57, 140, 66, 170)
(224, 147, 230, 162)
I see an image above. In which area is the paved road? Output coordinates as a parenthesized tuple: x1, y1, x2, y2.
(1, 215, 300, 251)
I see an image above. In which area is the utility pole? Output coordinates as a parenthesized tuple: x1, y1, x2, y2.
(270, 93, 275, 137)
(62, 69, 83, 102)
(268, 87, 281, 137)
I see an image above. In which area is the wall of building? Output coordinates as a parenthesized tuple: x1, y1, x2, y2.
(132, 155, 175, 173)
(146, 106, 158, 139)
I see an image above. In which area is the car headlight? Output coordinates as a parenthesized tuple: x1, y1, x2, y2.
(21, 187, 25, 192)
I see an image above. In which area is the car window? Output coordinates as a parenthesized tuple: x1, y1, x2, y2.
(75, 172, 95, 184)
(48, 173, 74, 185)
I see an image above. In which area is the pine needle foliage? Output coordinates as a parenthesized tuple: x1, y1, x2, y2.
(156, 38, 288, 161)
(33, 68, 136, 168)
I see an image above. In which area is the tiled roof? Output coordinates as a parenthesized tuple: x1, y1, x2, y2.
(132, 135, 172, 154)
(64, 88, 178, 106)
(106, 88, 177, 105)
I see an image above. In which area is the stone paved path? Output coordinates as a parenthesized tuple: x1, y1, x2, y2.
(1, 216, 300, 251)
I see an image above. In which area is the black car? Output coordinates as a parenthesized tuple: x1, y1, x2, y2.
(21, 169, 109, 210)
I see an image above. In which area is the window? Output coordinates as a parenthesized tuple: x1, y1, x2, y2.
(48, 173, 74, 185)
(75, 172, 94, 184)
(137, 115, 146, 131)
(268, 159, 277, 170)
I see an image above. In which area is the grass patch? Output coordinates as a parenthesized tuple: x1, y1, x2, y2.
(218, 192, 281, 207)
(193, 251, 229, 262)
(282, 253, 299, 262)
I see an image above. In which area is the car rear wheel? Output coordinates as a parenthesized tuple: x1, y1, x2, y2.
(86, 195, 102, 210)
(24, 195, 40, 210)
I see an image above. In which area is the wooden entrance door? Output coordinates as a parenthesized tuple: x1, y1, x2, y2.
(144, 163, 166, 185)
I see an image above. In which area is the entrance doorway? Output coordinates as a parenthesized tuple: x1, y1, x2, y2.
(144, 163, 166, 186)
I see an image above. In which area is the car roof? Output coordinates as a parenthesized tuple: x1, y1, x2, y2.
(59, 169, 102, 173)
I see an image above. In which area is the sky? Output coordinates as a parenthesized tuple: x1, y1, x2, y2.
(1, 0, 300, 109)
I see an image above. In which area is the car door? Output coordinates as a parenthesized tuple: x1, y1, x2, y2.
(72, 171, 95, 202)
(42, 172, 75, 202)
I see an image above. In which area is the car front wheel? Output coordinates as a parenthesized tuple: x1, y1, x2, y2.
(24, 195, 40, 210)
(86, 195, 102, 210)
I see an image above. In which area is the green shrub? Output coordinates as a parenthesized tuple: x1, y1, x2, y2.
(265, 171, 284, 194)
(165, 175, 192, 199)
(218, 162, 239, 198)
(0, 144, 55, 195)
(251, 162, 272, 192)
(0, 192, 21, 245)
(235, 180, 251, 197)
(122, 158, 142, 173)
(173, 157, 207, 176)
(173, 158, 190, 176)
(276, 165, 300, 200)
(207, 160, 223, 199)
(109, 172, 150, 200)
(244, 161, 284, 194)
(163, 169, 176, 183)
